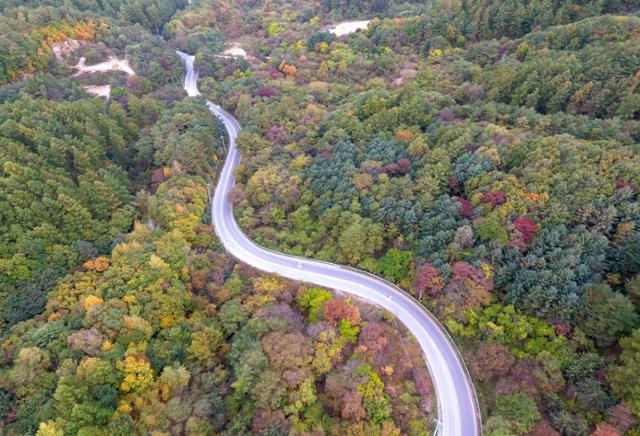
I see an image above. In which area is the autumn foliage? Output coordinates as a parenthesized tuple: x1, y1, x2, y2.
(413, 263, 444, 299)
(323, 298, 361, 326)
(513, 216, 538, 245)
(83, 256, 111, 272)
(279, 60, 297, 77)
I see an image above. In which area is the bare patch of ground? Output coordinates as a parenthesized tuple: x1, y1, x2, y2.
(73, 56, 135, 77)
(393, 67, 417, 86)
(50, 41, 133, 99)
(326, 20, 371, 36)
(52, 39, 82, 60)
(83, 84, 111, 98)
(220, 42, 251, 59)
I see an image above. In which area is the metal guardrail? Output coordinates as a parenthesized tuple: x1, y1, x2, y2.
(206, 102, 483, 435)
(180, 50, 484, 434)
(228, 212, 483, 434)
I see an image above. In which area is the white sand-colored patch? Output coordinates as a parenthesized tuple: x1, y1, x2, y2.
(327, 20, 371, 36)
(52, 39, 81, 60)
(83, 85, 111, 98)
(393, 67, 417, 86)
(74, 56, 135, 76)
(221, 42, 249, 59)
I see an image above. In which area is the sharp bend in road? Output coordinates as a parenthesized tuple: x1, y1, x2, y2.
(177, 51, 481, 436)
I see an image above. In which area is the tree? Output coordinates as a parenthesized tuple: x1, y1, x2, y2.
(228, 322, 269, 397)
(36, 421, 64, 436)
(278, 61, 297, 77)
(576, 378, 614, 414)
(591, 423, 622, 436)
(117, 356, 154, 393)
(246, 165, 285, 207)
(377, 248, 413, 282)
(483, 416, 514, 436)
(360, 371, 391, 424)
(447, 261, 494, 311)
(413, 262, 445, 299)
(477, 217, 509, 245)
(527, 420, 560, 436)
(261, 331, 313, 369)
(218, 299, 249, 335)
(3, 347, 51, 389)
(253, 370, 287, 410)
(492, 393, 541, 434)
(307, 32, 335, 52)
(341, 389, 366, 420)
(338, 319, 360, 344)
(338, 216, 384, 265)
(607, 402, 636, 434)
(626, 275, 640, 305)
(323, 298, 361, 327)
(608, 329, 640, 416)
(468, 343, 515, 383)
(581, 284, 638, 347)
(500, 225, 608, 323)
(513, 216, 537, 245)
(158, 366, 190, 400)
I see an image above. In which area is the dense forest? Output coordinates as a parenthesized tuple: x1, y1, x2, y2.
(1, 168, 433, 434)
(193, 0, 640, 434)
(1, 0, 640, 434)
(0, 1, 437, 435)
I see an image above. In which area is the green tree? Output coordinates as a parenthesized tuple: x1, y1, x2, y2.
(581, 284, 639, 347)
(338, 216, 384, 265)
(609, 329, 640, 416)
(492, 393, 541, 434)
(377, 248, 413, 282)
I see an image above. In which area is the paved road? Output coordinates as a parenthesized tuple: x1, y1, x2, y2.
(177, 51, 481, 436)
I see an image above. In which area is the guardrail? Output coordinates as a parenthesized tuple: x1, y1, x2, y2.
(207, 101, 483, 435)
(231, 209, 482, 432)
(184, 53, 483, 435)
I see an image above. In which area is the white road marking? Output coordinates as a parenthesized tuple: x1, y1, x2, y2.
(177, 50, 481, 436)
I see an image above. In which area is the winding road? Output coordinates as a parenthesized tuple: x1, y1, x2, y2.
(177, 51, 481, 436)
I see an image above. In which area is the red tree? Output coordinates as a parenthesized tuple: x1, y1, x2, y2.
(265, 124, 290, 144)
(449, 175, 459, 191)
(413, 263, 444, 299)
(513, 215, 537, 244)
(258, 86, 277, 97)
(397, 158, 411, 174)
(323, 299, 361, 326)
(468, 343, 515, 383)
(607, 402, 636, 433)
(528, 420, 560, 436)
(358, 322, 389, 356)
(591, 423, 622, 436)
(616, 178, 635, 190)
(481, 191, 506, 208)
(448, 261, 494, 309)
(456, 197, 474, 219)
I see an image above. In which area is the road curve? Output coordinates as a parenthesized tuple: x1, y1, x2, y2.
(177, 51, 481, 436)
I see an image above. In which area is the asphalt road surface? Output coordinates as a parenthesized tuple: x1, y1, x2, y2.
(177, 51, 481, 436)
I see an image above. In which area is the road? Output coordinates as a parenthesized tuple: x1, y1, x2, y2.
(177, 51, 481, 436)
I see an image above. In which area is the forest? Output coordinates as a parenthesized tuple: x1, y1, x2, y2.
(0, 1, 436, 434)
(1, 0, 640, 435)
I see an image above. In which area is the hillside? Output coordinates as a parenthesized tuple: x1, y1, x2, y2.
(1, 0, 640, 435)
